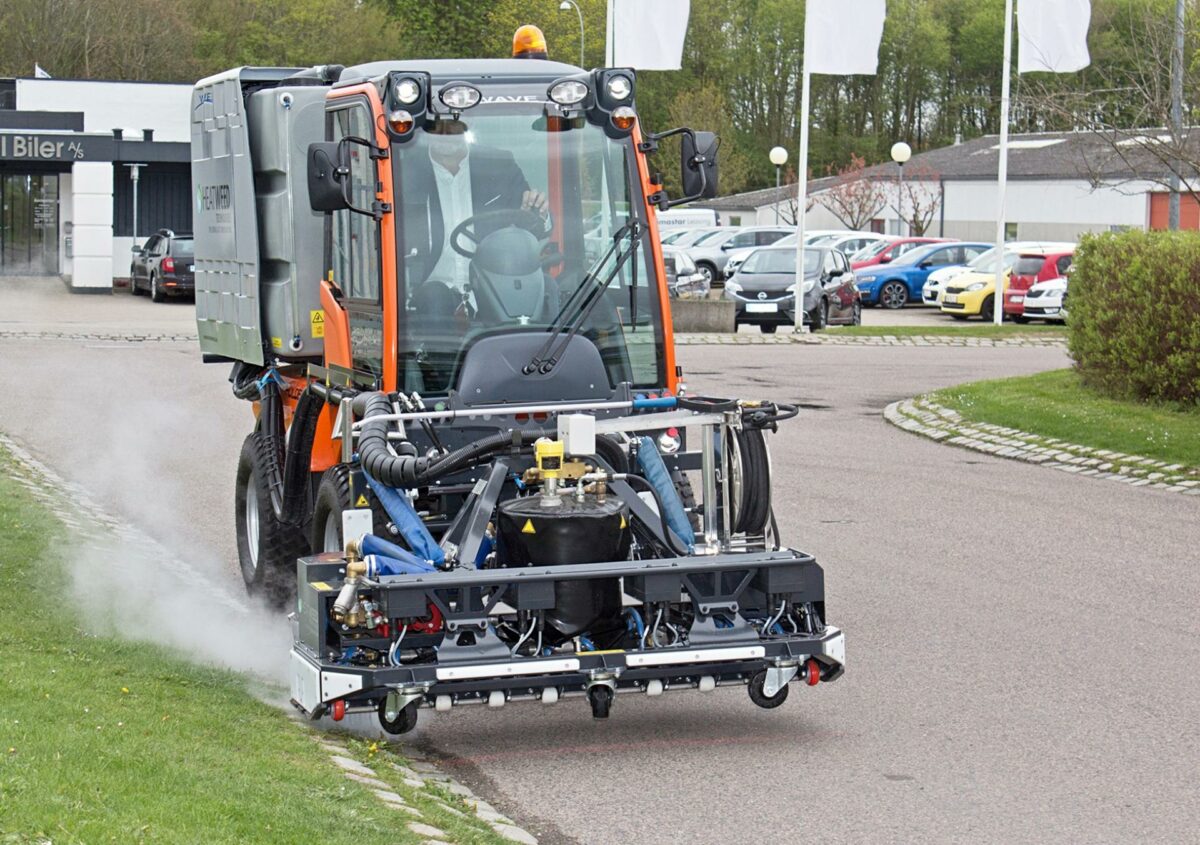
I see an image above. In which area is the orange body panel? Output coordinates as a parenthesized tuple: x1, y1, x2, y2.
(630, 123, 678, 394)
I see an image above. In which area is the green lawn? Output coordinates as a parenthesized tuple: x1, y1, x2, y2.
(0, 448, 501, 845)
(826, 323, 1066, 338)
(929, 368, 1200, 468)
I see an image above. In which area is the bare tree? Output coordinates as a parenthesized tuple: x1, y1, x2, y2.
(817, 154, 887, 230)
(1019, 1, 1200, 210)
(892, 161, 942, 235)
(775, 165, 814, 225)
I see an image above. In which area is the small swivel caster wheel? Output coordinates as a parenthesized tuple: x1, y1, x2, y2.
(588, 685, 614, 719)
(378, 697, 419, 735)
(748, 669, 789, 709)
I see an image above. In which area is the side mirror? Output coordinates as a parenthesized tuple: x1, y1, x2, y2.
(130, 244, 143, 255)
(918, 260, 932, 269)
(307, 142, 349, 212)
(680, 131, 719, 200)
(878, 255, 892, 264)
(828, 268, 844, 278)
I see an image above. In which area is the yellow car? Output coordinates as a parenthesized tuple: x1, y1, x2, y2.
(940, 268, 1010, 321)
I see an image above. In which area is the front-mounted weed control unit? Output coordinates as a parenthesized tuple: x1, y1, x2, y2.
(192, 29, 844, 733)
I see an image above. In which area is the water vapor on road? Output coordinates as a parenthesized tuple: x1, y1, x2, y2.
(62, 394, 291, 682)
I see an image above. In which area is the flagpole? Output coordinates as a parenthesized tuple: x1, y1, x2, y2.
(605, 0, 615, 66)
(992, 0, 1014, 326)
(793, 69, 811, 332)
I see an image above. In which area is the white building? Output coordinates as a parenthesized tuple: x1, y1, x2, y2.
(700, 131, 1191, 240)
(0, 77, 192, 291)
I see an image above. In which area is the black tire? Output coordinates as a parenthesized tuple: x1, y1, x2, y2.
(979, 295, 995, 322)
(235, 433, 310, 608)
(851, 301, 863, 325)
(588, 685, 614, 719)
(810, 299, 828, 331)
(759, 323, 778, 334)
(378, 697, 419, 735)
(129, 270, 141, 295)
(879, 281, 908, 309)
(748, 669, 789, 709)
(150, 272, 165, 303)
(1014, 315, 1031, 324)
(310, 464, 390, 553)
(950, 314, 969, 321)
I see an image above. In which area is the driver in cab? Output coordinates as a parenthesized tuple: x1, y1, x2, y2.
(402, 118, 550, 319)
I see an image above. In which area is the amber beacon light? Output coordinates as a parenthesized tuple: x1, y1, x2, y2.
(513, 25, 549, 59)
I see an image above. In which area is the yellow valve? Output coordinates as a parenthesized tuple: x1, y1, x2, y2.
(535, 438, 565, 479)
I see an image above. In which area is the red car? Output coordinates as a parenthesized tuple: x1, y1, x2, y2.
(849, 236, 949, 271)
(1003, 249, 1074, 320)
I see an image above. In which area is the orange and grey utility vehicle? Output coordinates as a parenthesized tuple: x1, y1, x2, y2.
(191, 29, 844, 732)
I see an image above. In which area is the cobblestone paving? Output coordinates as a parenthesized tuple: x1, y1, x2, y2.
(885, 397, 1200, 496)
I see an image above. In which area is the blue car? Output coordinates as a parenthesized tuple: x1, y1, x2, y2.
(854, 242, 991, 308)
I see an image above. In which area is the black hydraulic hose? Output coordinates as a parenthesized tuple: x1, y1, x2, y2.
(280, 387, 322, 525)
(624, 473, 690, 557)
(732, 427, 771, 535)
(594, 434, 629, 474)
(258, 378, 287, 521)
(354, 392, 545, 487)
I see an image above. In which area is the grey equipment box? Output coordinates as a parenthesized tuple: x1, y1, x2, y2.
(191, 66, 331, 365)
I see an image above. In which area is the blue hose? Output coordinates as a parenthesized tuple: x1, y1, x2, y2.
(632, 395, 677, 411)
(624, 608, 646, 642)
(363, 471, 445, 566)
(634, 436, 696, 549)
(363, 553, 436, 577)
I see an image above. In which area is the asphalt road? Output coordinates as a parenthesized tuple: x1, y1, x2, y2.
(1, 285, 1197, 843)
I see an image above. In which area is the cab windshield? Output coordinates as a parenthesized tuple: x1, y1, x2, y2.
(331, 101, 663, 395)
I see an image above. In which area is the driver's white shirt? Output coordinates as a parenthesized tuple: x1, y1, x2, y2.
(429, 153, 472, 290)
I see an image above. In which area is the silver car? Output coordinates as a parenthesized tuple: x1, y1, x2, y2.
(662, 246, 710, 298)
(684, 226, 793, 286)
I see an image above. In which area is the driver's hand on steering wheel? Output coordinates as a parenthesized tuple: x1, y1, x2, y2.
(521, 190, 549, 219)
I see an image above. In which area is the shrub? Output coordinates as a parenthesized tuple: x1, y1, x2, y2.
(1069, 230, 1200, 406)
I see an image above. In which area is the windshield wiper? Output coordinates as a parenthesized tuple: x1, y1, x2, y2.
(524, 220, 641, 375)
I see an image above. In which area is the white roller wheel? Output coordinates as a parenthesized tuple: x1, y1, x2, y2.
(488, 690, 506, 709)
(645, 679, 664, 697)
(541, 687, 559, 705)
(435, 695, 453, 712)
(698, 675, 716, 693)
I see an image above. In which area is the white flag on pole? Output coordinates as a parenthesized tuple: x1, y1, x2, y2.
(34, 63, 52, 79)
(608, 0, 691, 70)
(1018, 0, 1091, 73)
(805, 0, 887, 76)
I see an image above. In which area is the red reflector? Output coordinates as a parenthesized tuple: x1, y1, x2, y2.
(666, 427, 679, 438)
(647, 391, 659, 399)
(514, 413, 529, 423)
(532, 412, 548, 422)
(161, 256, 175, 273)
(331, 699, 346, 721)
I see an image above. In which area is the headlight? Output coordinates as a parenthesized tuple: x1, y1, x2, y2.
(790, 279, 815, 293)
(858, 275, 876, 283)
(965, 281, 987, 292)
(549, 79, 588, 105)
(607, 75, 633, 100)
(393, 77, 422, 105)
(725, 281, 742, 293)
(439, 83, 482, 110)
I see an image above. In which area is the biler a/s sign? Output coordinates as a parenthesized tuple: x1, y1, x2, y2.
(0, 133, 114, 162)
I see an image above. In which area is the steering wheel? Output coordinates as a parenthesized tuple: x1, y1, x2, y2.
(449, 208, 551, 259)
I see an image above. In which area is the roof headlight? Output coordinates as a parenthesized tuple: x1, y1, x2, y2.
(440, 84, 482, 110)
(549, 79, 589, 106)
(607, 75, 632, 100)
(394, 77, 422, 105)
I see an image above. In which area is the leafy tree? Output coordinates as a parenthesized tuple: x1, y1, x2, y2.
(818, 154, 887, 230)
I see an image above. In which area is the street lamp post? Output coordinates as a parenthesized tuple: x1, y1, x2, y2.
(559, 0, 585, 68)
(769, 146, 788, 224)
(890, 141, 911, 237)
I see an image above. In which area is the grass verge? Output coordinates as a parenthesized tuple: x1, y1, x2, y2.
(826, 322, 1066, 338)
(928, 368, 1200, 468)
(0, 447, 502, 845)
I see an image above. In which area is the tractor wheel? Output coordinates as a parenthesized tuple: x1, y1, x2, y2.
(670, 468, 702, 532)
(310, 464, 389, 553)
(235, 433, 310, 608)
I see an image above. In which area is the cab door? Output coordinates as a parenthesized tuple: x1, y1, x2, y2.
(326, 99, 386, 385)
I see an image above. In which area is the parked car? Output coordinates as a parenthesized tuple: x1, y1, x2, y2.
(723, 245, 861, 332)
(921, 241, 1074, 306)
(1003, 249, 1074, 321)
(661, 226, 720, 247)
(855, 241, 990, 308)
(1021, 271, 1070, 322)
(662, 246, 709, 298)
(849, 236, 948, 272)
(685, 226, 793, 285)
(130, 229, 195, 302)
(725, 231, 890, 278)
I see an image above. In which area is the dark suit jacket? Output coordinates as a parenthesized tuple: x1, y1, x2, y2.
(400, 145, 533, 286)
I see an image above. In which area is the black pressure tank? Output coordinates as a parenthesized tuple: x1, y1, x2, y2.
(496, 496, 631, 638)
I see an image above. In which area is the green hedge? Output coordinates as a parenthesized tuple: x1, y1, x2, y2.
(1069, 230, 1200, 406)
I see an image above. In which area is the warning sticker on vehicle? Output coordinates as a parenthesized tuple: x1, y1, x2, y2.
(271, 336, 282, 349)
(311, 310, 325, 338)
